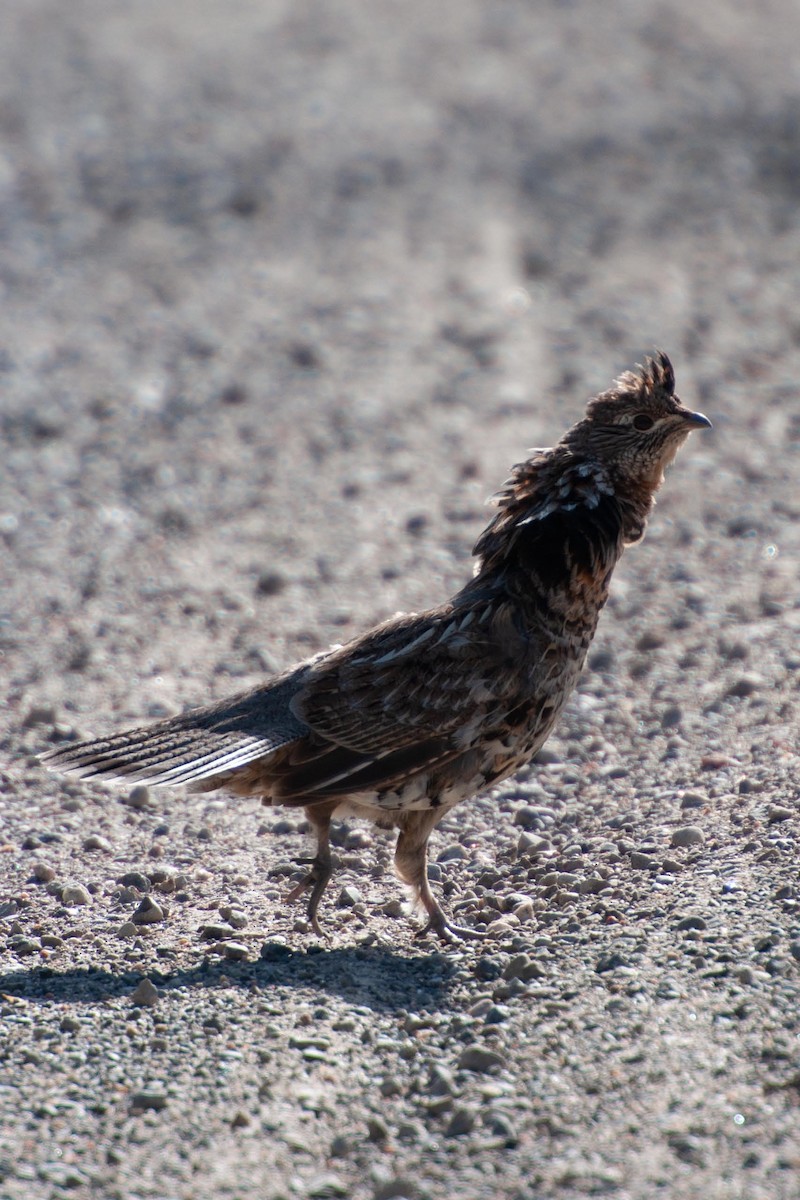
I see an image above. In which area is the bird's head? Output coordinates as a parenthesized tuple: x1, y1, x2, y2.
(569, 352, 711, 493)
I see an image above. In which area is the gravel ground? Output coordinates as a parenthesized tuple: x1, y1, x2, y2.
(2, 2, 800, 1198)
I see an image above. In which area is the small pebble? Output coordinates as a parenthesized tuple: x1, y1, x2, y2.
(768, 806, 793, 825)
(726, 673, 765, 698)
(427, 1065, 457, 1096)
(201, 923, 234, 941)
(338, 885, 362, 908)
(131, 978, 159, 1007)
(661, 705, 683, 728)
(219, 905, 248, 929)
(9, 936, 41, 956)
(126, 785, 153, 810)
(737, 778, 761, 795)
(483, 1005, 510, 1025)
(366, 1115, 389, 1143)
(117, 922, 138, 939)
(474, 956, 504, 982)
(132, 897, 165, 925)
(61, 884, 91, 906)
(437, 844, 468, 862)
(671, 826, 705, 849)
(680, 792, 705, 809)
(118, 871, 150, 892)
(223, 941, 249, 961)
(446, 1104, 477, 1137)
(486, 1110, 518, 1146)
(130, 1087, 168, 1112)
(374, 1177, 419, 1200)
(255, 570, 287, 597)
(457, 1044, 506, 1073)
(22, 704, 58, 728)
(307, 1174, 349, 1199)
(260, 941, 292, 962)
(516, 832, 549, 856)
(32, 863, 56, 883)
(83, 834, 112, 852)
(503, 954, 544, 982)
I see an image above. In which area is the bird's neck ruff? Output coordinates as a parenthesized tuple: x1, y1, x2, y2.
(469, 449, 654, 614)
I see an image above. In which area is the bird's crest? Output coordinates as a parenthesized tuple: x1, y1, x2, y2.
(608, 350, 675, 403)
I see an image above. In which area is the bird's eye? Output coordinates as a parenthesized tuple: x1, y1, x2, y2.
(632, 413, 654, 432)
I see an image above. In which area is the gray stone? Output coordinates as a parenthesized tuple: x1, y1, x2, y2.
(446, 1104, 477, 1136)
(671, 826, 705, 848)
(9, 936, 41, 956)
(83, 833, 112, 852)
(126, 785, 153, 809)
(118, 871, 151, 891)
(503, 954, 544, 982)
(219, 905, 248, 928)
(427, 1064, 456, 1096)
(130, 1087, 168, 1112)
(131, 978, 159, 1007)
(457, 1044, 506, 1073)
(307, 1175, 349, 1199)
(366, 1115, 389, 1142)
(437, 843, 468, 862)
(374, 1179, 419, 1200)
(726, 673, 765, 698)
(201, 923, 233, 940)
(22, 704, 58, 728)
(61, 884, 91, 905)
(768, 805, 793, 824)
(132, 896, 165, 924)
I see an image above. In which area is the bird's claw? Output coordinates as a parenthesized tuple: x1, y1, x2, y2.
(415, 914, 486, 944)
(283, 857, 333, 939)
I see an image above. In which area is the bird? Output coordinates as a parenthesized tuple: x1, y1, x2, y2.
(42, 352, 710, 941)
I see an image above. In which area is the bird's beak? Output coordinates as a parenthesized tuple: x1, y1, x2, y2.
(680, 409, 712, 429)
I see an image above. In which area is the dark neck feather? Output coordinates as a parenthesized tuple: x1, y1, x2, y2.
(467, 449, 654, 607)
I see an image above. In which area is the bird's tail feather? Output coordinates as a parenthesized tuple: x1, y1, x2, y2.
(41, 720, 295, 788)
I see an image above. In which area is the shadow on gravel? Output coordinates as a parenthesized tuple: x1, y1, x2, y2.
(0, 945, 458, 1014)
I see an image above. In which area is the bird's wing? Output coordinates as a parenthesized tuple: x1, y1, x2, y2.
(272, 608, 506, 803)
(293, 612, 484, 754)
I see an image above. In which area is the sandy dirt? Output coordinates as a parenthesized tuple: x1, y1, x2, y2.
(2, 2, 800, 1197)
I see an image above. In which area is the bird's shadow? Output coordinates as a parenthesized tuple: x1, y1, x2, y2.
(0, 943, 461, 1015)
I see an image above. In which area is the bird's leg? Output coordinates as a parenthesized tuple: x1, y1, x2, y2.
(284, 802, 338, 937)
(394, 810, 484, 943)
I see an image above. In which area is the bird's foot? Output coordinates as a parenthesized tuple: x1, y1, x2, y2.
(415, 910, 485, 944)
(284, 855, 333, 939)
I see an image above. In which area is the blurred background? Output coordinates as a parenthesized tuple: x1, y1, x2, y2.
(1, 0, 798, 730)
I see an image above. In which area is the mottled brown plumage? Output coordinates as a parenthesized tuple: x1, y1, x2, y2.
(43, 353, 710, 940)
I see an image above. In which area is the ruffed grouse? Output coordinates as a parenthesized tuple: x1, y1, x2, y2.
(44, 353, 710, 940)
